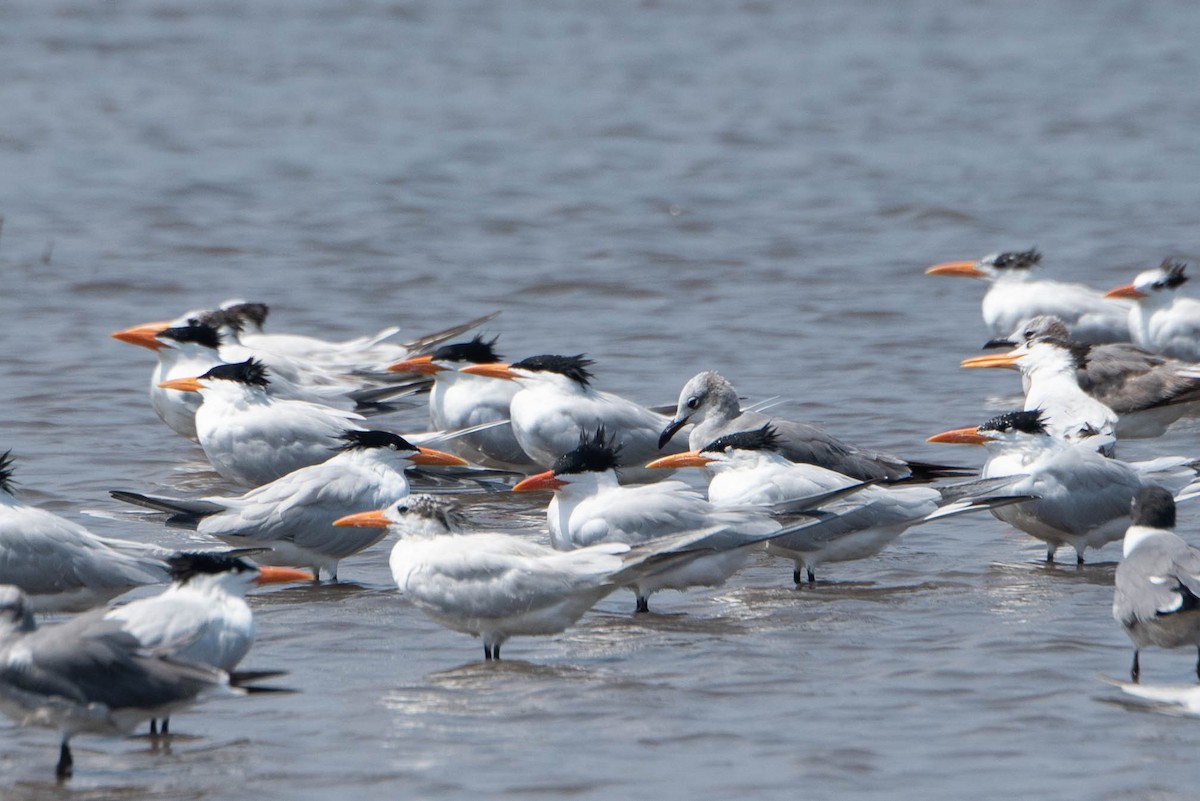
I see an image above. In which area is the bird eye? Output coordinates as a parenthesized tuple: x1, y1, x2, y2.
(396, 505, 409, 513)
(686, 397, 699, 410)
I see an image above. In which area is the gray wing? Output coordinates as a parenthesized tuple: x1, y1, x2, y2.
(3, 613, 226, 711)
(0, 514, 168, 600)
(697, 410, 913, 482)
(1115, 538, 1200, 625)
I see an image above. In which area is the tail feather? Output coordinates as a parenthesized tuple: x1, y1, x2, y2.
(923, 494, 1037, 522)
(936, 475, 1030, 504)
(230, 669, 296, 694)
(397, 311, 501, 355)
(893, 460, 978, 483)
(770, 479, 880, 516)
(110, 490, 224, 529)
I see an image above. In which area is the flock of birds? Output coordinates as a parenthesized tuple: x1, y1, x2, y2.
(5, 251, 1200, 778)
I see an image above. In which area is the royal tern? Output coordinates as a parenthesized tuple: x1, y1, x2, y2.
(334, 494, 788, 660)
(658, 371, 969, 483)
(106, 551, 309, 734)
(987, 315, 1200, 439)
(112, 321, 416, 441)
(159, 358, 371, 486)
(928, 410, 1200, 563)
(647, 426, 1028, 583)
(112, 430, 466, 580)
(0, 452, 170, 612)
(962, 334, 1120, 449)
(387, 336, 537, 472)
(1106, 259, 1200, 361)
(512, 428, 859, 610)
(926, 248, 1130, 343)
(1112, 487, 1200, 683)
(460, 354, 684, 483)
(0, 585, 258, 779)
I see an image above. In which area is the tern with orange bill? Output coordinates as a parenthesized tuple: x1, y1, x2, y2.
(387, 335, 536, 472)
(961, 334, 1119, 449)
(105, 551, 309, 735)
(646, 426, 1030, 583)
(1105, 259, 1200, 361)
(112, 320, 424, 440)
(986, 315, 1200, 439)
(512, 428, 865, 610)
(336, 494, 834, 659)
(461, 354, 685, 483)
(112, 430, 466, 580)
(158, 358, 374, 486)
(926, 248, 1130, 343)
(928, 410, 1200, 564)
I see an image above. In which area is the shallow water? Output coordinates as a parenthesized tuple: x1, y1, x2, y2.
(2, 1, 1200, 798)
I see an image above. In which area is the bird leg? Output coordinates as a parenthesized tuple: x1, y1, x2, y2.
(792, 568, 804, 586)
(149, 719, 158, 736)
(635, 596, 650, 614)
(1045, 546, 1056, 564)
(807, 566, 816, 583)
(1131, 650, 1140, 684)
(1075, 550, 1085, 567)
(56, 741, 73, 780)
(161, 717, 170, 736)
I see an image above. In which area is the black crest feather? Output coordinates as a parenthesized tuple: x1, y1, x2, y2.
(1158, 259, 1190, 289)
(0, 451, 16, 494)
(552, 426, 622, 475)
(337, 429, 416, 452)
(990, 248, 1041, 270)
(167, 551, 259, 583)
(978, 409, 1048, 436)
(191, 308, 246, 334)
(430, 334, 502, 365)
(201, 358, 270, 388)
(223, 302, 270, 329)
(701, 424, 781, 454)
(158, 323, 223, 350)
(511, 354, 594, 387)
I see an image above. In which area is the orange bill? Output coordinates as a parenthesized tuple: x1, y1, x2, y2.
(158, 376, 204, 392)
(925, 261, 986, 278)
(927, 426, 990, 446)
(111, 322, 172, 351)
(458, 362, 518, 380)
(512, 470, 566, 492)
(644, 451, 715, 469)
(333, 509, 391, 528)
(409, 447, 469, 467)
(1104, 284, 1147, 299)
(960, 352, 1021, 369)
(387, 355, 443, 375)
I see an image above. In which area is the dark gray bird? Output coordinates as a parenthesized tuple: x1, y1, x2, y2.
(1113, 487, 1200, 683)
(0, 585, 252, 779)
(659, 371, 967, 483)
